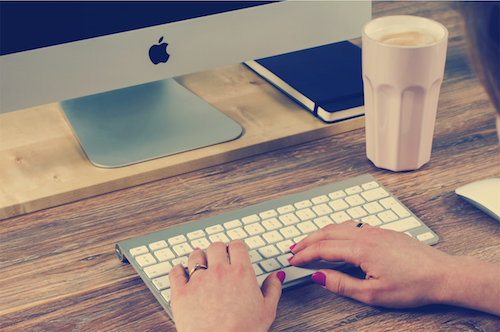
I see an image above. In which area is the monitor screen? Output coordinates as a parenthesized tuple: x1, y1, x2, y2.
(0, 1, 371, 167)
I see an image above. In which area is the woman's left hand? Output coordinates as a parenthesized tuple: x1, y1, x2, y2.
(169, 240, 285, 332)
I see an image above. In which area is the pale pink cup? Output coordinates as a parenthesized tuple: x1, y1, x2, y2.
(362, 15, 448, 171)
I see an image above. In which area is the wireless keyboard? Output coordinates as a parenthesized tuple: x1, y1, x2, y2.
(115, 174, 438, 319)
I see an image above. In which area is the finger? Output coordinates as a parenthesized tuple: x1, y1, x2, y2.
(261, 271, 284, 311)
(289, 240, 355, 266)
(206, 241, 229, 266)
(169, 263, 188, 293)
(187, 248, 208, 278)
(227, 240, 251, 266)
(313, 269, 373, 305)
(291, 221, 361, 254)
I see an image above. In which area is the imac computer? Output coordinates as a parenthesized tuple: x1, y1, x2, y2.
(0, 1, 371, 168)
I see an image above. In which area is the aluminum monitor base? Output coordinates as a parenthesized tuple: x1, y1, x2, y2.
(60, 78, 243, 168)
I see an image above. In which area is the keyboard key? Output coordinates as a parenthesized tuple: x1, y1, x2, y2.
(187, 230, 205, 240)
(191, 238, 211, 250)
(260, 209, 278, 219)
(152, 275, 170, 290)
(330, 211, 351, 224)
(417, 232, 435, 242)
(262, 230, 284, 244)
(329, 190, 346, 200)
(245, 223, 265, 236)
(206, 224, 224, 235)
(154, 248, 176, 262)
(296, 208, 316, 221)
(248, 250, 263, 263)
(329, 199, 349, 211)
(144, 261, 172, 279)
(172, 243, 193, 256)
(168, 235, 187, 246)
(172, 256, 188, 268)
(380, 198, 410, 217)
(276, 240, 294, 253)
(161, 289, 171, 302)
(361, 181, 379, 190)
(363, 201, 384, 214)
(295, 200, 313, 209)
(262, 218, 282, 231)
(252, 263, 264, 276)
(345, 194, 365, 207)
(361, 187, 390, 202)
(314, 216, 334, 228)
(277, 205, 295, 214)
(279, 213, 300, 226)
(294, 235, 307, 243)
(259, 245, 280, 258)
(345, 185, 363, 195)
(245, 236, 266, 249)
(135, 253, 156, 268)
(151, 275, 170, 290)
(378, 210, 398, 223)
(260, 258, 281, 272)
(380, 217, 422, 232)
(361, 215, 383, 227)
(227, 227, 248, 240)
(277, 253, 293, 267)
(312, 203, 333, 216)
(347, 206, 368, 219)
(297, 220, 318, 234)
(149, 240, 168, 251)
(209, 233, 230, 244)
(130, 246, 149, 257)
(312, 195, 329, 204)
(242, 214, 260, 225)
(280, 225, 301, 239)
(224, 219, 242, 230)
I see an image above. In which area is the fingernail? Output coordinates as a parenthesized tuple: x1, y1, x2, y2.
(311, 272, 326, 286)
(287, 255, 294, 262)
(289, 244, 297, 251)
(193, 248, 200, 251)
(277, 271, 286, 284)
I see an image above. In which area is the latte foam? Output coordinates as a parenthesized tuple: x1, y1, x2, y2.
(378, 30, 437, 46)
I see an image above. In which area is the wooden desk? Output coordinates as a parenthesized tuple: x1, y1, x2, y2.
(1, 1, 499, 331)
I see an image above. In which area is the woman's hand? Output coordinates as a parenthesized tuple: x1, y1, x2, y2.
(289, 220, 456, 309)
(169, 240, 285, 332)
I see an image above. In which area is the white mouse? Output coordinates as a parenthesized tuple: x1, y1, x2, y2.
(455, 178, 500, 222)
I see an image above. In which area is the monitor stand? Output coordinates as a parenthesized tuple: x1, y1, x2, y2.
(60, 78, 243, 168)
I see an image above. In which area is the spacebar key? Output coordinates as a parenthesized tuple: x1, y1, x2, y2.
(256, 262, 346, 287)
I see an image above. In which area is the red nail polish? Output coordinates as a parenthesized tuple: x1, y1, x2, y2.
(277, 271, 286, 284)
(287, 255, 294, 262)
(311, 272, 326, 286)
(289, 244, 297, 251)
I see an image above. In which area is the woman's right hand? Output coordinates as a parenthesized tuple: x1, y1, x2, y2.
(289, 220, 500, 315)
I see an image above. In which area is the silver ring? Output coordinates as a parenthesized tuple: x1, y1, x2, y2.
(356, 222, 365, 228)
(189, 262, 208, 278)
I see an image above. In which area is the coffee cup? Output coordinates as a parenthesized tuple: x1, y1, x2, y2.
(362, 15, 448, 171)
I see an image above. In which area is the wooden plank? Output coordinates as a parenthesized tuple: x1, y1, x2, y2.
(0, 63, 364, 220)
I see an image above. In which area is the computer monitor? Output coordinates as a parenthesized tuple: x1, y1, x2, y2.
(0, 1, 371, 167)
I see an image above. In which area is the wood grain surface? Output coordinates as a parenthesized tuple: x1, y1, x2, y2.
(1, 1, 499, 331)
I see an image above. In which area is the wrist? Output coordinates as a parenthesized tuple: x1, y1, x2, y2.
(435, 255, 500, 315)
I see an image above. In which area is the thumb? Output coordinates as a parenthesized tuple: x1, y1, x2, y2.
(312, 269, 367, 302)
(261, 271, 284, 309)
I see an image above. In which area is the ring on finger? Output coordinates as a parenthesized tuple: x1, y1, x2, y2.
(356, 222, 365, 228)
(188, 262, 208, 278)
